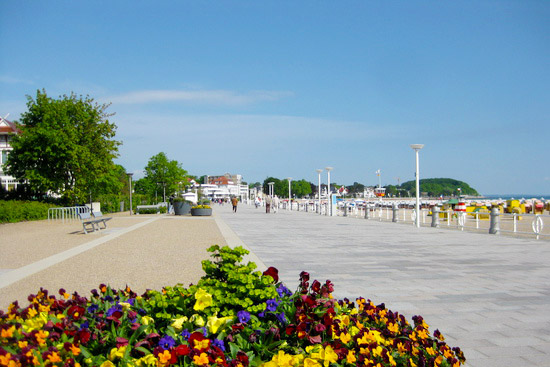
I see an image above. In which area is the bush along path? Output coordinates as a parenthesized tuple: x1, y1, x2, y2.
(0, 245, 466, 367)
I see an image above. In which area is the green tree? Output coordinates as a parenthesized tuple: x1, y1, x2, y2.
(143, 152, 188, 200)
(346, 182, 365, 196)
(292, 179, 312, 198)
(7, 90, 121, 203)
(399, 178, 479, 197)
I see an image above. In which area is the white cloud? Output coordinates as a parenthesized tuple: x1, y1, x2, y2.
(107, 89, 293, 106)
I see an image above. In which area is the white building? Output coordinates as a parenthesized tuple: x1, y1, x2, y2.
(0, 116, 20, 191)
(196, 173, 249, 201)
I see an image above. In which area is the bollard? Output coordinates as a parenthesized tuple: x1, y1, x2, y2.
(489, 207, 500, 235)
(431, 206, 440, 227)
(365, 204, 370, 219)
(343, 205, 347, 217)
(392, 204, 398, 222)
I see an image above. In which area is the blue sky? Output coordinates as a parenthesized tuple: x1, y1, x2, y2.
(1, 1, 548, 195)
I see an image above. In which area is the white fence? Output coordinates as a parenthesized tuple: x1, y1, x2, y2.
(271, 201, 549, 240)
(47, 206, 90, 223)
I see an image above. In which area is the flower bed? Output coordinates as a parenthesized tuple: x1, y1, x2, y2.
(0, 246, 465, 367)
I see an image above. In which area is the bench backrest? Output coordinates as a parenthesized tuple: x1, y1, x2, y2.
(79, 212, 92, 220)
(92, 211, 103, 218)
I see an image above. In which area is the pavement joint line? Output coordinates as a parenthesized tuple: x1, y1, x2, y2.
(0, 216, 161, 290)
(213, 212, 268, 272)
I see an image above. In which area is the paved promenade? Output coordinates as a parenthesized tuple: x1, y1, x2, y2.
(1, 205, 549, 367)
(217, 203, 550, 367)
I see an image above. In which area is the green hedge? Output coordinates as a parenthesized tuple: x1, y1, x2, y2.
(0, 200, 56, 223)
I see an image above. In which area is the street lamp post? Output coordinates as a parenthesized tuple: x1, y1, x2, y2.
(316, 169, 323, 214)
(287, 177, 292, 210)
(126, 173, 134, 215)
(410, 144, 424, 228)
(325, 167, 333, 216)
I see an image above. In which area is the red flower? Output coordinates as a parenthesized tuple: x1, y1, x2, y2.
(311, 280, 321, 294)
(67, 306, 85, 320)
(175, 344, 190, 356)
(263, 267, 279, 283)
(74, 329, 91, 345)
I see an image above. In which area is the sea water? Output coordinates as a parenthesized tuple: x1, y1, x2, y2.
(483, 194, 549, 200)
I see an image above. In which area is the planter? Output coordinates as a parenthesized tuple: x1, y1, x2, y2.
(173, 201, 192, 215)
(191, 208, 212, 216)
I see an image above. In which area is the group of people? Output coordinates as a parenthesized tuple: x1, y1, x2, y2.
(254, 195, 280, 214)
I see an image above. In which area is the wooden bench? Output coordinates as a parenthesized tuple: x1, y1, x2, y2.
(78, 211, 112, 234)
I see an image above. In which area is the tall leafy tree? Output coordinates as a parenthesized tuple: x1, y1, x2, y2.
(292, 179, 312, 198)
(143, 152, 188, 199)
(7, 90, 121, 203)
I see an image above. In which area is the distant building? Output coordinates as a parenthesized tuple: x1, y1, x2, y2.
(199, 173, 248, 200)
(0, 116, 20, 191)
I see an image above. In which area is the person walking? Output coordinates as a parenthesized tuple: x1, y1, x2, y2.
(272, 195, 279, 213)
(231, 196, 238, 213)
(266, 195, 272, 213)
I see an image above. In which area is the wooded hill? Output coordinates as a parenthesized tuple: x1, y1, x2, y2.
(388, 178, 479, 197)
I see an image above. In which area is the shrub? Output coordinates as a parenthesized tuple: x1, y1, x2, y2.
(0, 200, 55, 223)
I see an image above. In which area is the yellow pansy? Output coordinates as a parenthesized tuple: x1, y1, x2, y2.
(207, 315, 233, 334)
(193, 288, 213, 311)
(158, 350, 172, 366)
(100, 361, 116, 367)
(109, 346, 127, 360)
(1, 325, 15, 338)
(70, 344, 81, 356)
(346, 351, 356, 364)
(387, 322, 399, 334)
(119, 302, 132, 310)
(372, 346, 383, 358)
(271, 350, 294, 367)
(35, 330, 49, 345)
(23, 312, 48, 332)
(336, 314, 350, 326)
(417, 329, 429, 340)
(171, 316, 188, 331)
(426, 347, 436, 356)
(47, 351, 62, 363)
(339, 332, 351, 344)
(193, 352, 210, 366)
(321, 345, 338, 367)
(141, 316, 154, 325)
(134, 354, 158, 367)
(303, 358, 321, 367)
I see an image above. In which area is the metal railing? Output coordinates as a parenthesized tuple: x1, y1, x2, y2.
(251, 200, 549, 240)
(48, 206, 90, 223)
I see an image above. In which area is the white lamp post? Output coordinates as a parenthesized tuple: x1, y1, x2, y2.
(316, 169, 323, 214)
(325, 167, 333, 216)
(410, 144, 424, 228)
(286, 178, 292, 210)
(126, 172, 134, 215)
